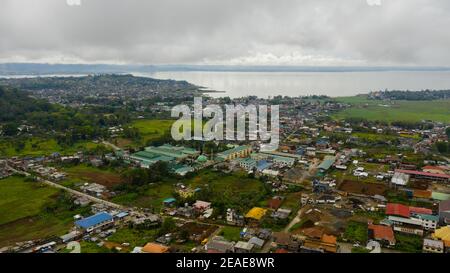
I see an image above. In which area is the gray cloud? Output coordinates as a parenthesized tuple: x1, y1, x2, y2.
(1, 0, 450, 66)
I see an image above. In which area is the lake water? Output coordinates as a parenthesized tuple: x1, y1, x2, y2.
(140, 71, 450, 98)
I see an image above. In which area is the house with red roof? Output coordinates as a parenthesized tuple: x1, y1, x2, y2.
(386, 203, 410, 218)
(368, 222, 396, 246)
(385, 203, 439, 235)
(395, 169, 450, 183)
(422, 165, 448, 175)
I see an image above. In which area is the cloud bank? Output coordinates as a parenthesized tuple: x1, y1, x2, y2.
(1, 0, 449, 66)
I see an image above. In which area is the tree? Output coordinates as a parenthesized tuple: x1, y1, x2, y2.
(446, 127, 450, 139)
(2, 123, 18, 136)
(158, 217, 176, 236)
(436, 142, 449, 154)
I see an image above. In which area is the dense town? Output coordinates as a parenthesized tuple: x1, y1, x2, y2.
(0, 76, 449, 254)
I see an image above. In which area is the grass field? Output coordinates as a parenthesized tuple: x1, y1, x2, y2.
(131, 119, 174, 143)
(333, 96, 450, 123)
(0, 176, 59, 225)
(0, 176, 83, 247)
(0, 138, 106, 157)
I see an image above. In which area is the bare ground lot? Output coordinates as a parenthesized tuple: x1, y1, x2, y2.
(338, 180, 387, 196)
(180, 222, 219, 243)
(64, 165, 124, 189)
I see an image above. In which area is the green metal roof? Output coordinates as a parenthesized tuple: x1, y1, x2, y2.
(318, 156, 336, 170)
(144, 144, 199, 159)
(432, 192, 450, 201)
(415, 213, 439, 222)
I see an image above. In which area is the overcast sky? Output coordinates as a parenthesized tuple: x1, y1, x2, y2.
(1, 0, 450, 66)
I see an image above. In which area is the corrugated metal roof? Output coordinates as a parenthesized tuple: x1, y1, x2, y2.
(395, 169, 450, 179)
(75, 212, 113, 229)
(386, 203, 410, 218)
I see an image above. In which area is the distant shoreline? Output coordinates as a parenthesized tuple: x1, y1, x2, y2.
(2, 72, 450, 99)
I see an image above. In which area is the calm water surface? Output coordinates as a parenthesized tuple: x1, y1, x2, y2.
(140, 71, 450, 98)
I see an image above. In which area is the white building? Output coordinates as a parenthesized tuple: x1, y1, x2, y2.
(423, 239, 444, 253)
(391, 172, 410, 186)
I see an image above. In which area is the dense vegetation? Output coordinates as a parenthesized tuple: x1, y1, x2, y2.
(0, 86, 53, 123)
(0, 85, 133, 150)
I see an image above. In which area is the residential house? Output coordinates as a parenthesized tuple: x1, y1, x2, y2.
(432, 226, 450, 252)
(272, 232, 291, 249)
(75, 212, 114, 233)
(391, 172, 410, 187)
(245, 207, 267, 225)
(205, 236, 235, 253)
(248, 237, 265, 249)
(368, 222, 396, 246)
(423, 238, 444, 253)
(234, 241, 254, 253)
(193, 200, 211, 213)
(385, 203, 438, 235)
(272, 208, 292, 220)
(142, 243, 170, 253)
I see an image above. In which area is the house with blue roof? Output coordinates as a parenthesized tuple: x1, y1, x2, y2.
(257, 160, 272, 171)
(75, 212, 114, 232)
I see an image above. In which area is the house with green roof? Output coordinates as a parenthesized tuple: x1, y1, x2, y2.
(236, 157, 257, 171)
(318, 155, 336, 172)
(129, 144, 199, 168)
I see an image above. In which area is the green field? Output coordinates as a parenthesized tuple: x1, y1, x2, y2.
(112, 169, 268, 212)
(333, 96, 450, 123)
(131, 119, 174, 143)
(0, 137, 106, 157)
(0, 176, 59, 225)
(0, 176, 84, 247)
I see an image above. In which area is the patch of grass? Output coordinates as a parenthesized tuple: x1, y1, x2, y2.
(107, 227, 159, 248)
(289, 219, 314, 232)
(343, 221, 368, 244)
(0, 176, 59, 225)
(0, 215, 75, 248)
(351, 246, 371, 253)
(131, 119, 174, 144)
(219, 226, 242, 242)
(0, 176, 89, 247)
(80, 241, 112, 253)
(394, 233, 423, 253)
